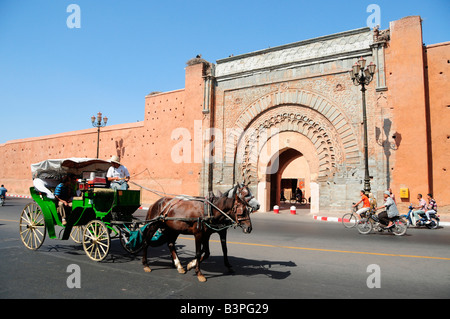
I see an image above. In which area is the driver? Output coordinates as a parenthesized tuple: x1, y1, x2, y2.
(107, 156, 130, 190)
(411, 193, 427, 222)
(376, 191, 399, 228)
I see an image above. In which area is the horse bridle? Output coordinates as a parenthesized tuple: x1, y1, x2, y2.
(231, 186, 252, 224)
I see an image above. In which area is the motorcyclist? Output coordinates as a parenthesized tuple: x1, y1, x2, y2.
(412, 193, 427, 222)
(376, 190, 399, 228)
(0, 184, 7, 203)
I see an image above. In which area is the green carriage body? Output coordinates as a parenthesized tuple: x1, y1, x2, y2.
(20, 158, 142, 261)
(29, 186, 141, 240)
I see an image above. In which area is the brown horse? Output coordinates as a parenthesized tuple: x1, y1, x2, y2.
(190, 183, 259, 273)
(141, 184, 253, 282)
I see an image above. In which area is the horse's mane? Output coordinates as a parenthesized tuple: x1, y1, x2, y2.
(223, 184, 240, 199)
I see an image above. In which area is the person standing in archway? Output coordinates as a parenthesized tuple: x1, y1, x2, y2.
(296, 187, 303, 204)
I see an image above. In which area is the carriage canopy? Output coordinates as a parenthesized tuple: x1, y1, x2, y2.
(31, 158, 112, 179)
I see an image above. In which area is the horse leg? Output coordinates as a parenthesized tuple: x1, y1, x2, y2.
(168, 234, 185, 274)
(187, 232, 211, 271)
(219, 230, 234, 273)
(142, 242, 152, 273)
(141, 225, 159, 273)
(194, 233, 206, 282)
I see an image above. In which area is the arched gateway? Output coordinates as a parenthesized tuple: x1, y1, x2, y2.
(228, 89, 359, 213)
(204, 27, 384, 214)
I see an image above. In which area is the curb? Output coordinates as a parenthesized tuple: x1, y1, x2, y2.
(313, 215, 342, 223)
(6, 194, 32, 199)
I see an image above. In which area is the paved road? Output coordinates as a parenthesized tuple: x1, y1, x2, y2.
(1, 198, 449, 301)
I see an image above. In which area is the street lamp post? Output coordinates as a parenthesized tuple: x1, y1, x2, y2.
(350, 57, 376, 194)
(91, 112, 108, 158)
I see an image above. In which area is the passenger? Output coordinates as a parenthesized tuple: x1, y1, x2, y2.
(376, 191, 399, 228)
(353, 190, 370, 218)
(55, 175, 76, 225)
(368, 192, 377, 212)
(425, 193, 438, 224)
(107, 155, 130, 190)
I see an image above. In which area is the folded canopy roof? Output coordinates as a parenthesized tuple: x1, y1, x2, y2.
(31, 158, 111, 179)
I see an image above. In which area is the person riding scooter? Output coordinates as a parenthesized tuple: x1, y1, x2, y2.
(0, 185, 7, 206)
(376, 191, 399, 228)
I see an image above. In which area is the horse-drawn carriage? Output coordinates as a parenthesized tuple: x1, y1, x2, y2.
(20, 157, 146, 261)
(20, 157, 259, 281)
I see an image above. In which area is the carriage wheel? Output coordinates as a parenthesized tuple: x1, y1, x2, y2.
(70, 226, 84, 244)
(82, 220, 110, 262)
(19, 202, 46, 250)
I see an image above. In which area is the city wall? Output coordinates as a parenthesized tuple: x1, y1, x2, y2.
(0, 16, 448, 214)
(385, 16, 449, 213)
(0, 62, 208, 204)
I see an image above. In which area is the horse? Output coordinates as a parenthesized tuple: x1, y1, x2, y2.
(194, 183, 260, 273)
(141, 183, 254, 282)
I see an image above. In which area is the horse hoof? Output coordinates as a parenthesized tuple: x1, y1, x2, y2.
(177, 267, 186, 274)
(197, 275, 207, 282)
(143, 266, 152, 273)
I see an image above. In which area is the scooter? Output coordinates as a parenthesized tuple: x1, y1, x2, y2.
(401, 204, 440, 229)
(357, 210, 407, 236)
(0, 195, 5, 206)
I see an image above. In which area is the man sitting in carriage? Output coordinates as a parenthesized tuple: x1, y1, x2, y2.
(54, 174, 77, 225)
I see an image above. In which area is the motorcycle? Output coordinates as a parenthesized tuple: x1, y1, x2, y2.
(357, 210, 407, 236)
(401, 204, 440, 229)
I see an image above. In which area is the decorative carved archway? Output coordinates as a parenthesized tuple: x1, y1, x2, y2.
(229, 89, 360, 186)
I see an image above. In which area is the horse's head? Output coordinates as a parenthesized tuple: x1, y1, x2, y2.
(230, 183, 258, 234)
(236, 182, 260, 213)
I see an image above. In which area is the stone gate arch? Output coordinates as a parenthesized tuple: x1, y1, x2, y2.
(227, 89, 360, 212)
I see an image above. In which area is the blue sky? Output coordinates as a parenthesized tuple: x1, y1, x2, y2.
(0, 0, 448, 144)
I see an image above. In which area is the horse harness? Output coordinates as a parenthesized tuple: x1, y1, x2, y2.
(155, 195, 241, 231)
(130, 181, 251, 230)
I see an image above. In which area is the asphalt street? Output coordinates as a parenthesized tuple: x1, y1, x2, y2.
(1, 198, 449, 301)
